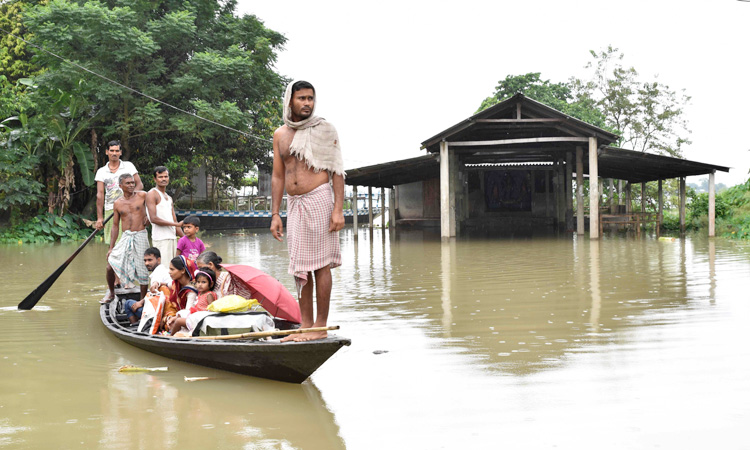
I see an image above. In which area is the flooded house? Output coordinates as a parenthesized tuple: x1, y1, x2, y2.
(346, 94, 729, 239)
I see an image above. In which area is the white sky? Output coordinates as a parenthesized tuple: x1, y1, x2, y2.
(238, 0, 750, 187)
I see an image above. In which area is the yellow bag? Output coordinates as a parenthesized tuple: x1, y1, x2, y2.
(207, 295, 259, 313)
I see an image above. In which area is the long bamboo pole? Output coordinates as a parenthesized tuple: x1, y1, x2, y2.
(195, 325, 340, 341)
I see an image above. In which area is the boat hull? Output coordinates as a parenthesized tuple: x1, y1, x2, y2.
(100, 301, 350, 383)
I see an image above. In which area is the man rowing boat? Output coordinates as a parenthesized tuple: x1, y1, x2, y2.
(104, 174, 149, 302)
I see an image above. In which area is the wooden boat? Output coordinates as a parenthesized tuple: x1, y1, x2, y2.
(100, 294, 351, 383)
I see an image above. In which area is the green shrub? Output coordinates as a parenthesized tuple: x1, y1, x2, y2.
(0, 213, 91, 244)
(661, 211, 680, 231)
(688, 192, 730, 220)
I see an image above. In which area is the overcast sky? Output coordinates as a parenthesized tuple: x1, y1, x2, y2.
(238, 0, 750, 187)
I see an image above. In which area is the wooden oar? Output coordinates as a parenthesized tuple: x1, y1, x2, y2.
(195, 325, 340, 341)
(18, 214, 112, 310)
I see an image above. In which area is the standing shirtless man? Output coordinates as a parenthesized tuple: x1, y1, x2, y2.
(104, 174, 150, 302)
(270, 80, 345, 341)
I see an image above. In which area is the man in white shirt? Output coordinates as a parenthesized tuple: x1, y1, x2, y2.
(145, 166, 183, 267)
(144, 247, 172, 291)
(95, 140, 143, 244)
(122, 247, 173, 323)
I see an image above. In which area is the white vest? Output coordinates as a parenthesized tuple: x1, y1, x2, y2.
(148, 188, 176, 241)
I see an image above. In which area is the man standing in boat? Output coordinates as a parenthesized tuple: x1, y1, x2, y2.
(95, 140, 143, 242)
(105, 174, 150, 302)
(95, 140, 142, 301)
(270, 80, 345, 341)
(146, 166, 183, 267)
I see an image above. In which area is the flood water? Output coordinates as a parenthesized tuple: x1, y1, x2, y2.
(2, 227, 749, 449)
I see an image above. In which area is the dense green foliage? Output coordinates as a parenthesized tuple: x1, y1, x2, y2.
(25, 0, 286, 189)
(678, 178, 750, 239)
(477, 72, 609, 129)
(710, 179, 750, 239)
(1, 0, 287, 238)
(0, 212, 91, 243)
(0, 0, 43, 117)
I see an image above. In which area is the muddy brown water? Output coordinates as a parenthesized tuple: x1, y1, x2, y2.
(2, 228, 749, 449)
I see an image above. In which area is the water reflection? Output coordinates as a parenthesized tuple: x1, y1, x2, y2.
(0, 240, 345, 450)
(97, 360, 344, 450)
(3, 228, 750, 449)
(333, 228, 744, 378)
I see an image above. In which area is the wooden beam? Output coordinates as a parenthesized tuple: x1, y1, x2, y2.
(566, 151, 573, 231)
(709, 171, 715, 237)
(381, 187, 386, 229)
(474, 118, 562, 123)
(679, 177, 686, 233)
(589, 137, 599, 239)
(389, 187, 396, 229)
(658, 179, 663, 237)
(625, 182, 632, 214)
(440, 141, 455, 238)
(576, 146, 584, 235)
(449, 136, 589, 147)
(368, 186, 373, 228)
(641, 181, 647, 233)
(352, 185, 358, 238)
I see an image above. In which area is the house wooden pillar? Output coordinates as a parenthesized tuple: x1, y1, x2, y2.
(658, 180, 663, 219)
(625, 183, 632, 214)
(545, 169, 551, 217)
(566, 151, 574, 231)
(440, 141, 456, 238)
(679, 177, 686, 233)
(368, 186, 373, 228)
(641, 182, 646, 213)
(555, 158, 566, 229)
(553, 158, 561, 227)
(389, 187, 396, 229)
(352, 185, 359, 237)
(709, 171, 716, 237)
(381, 187, 386, 228)
(576, 146, 584, 235)
(588, 137, 599, 239)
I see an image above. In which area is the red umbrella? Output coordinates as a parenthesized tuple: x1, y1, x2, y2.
(223, 264, 301, 324)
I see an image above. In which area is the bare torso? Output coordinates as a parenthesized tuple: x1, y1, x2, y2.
(276, 125, 329, 195)
(114, 191, 148, 232)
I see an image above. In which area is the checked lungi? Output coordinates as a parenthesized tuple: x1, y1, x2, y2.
(286, 183, 342, 287)
(108, 229, 150, 287)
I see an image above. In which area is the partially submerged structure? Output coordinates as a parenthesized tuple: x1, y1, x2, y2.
(346, 94, 729, 239)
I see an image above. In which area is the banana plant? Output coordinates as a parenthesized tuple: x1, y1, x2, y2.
(43, 90, 98, 215)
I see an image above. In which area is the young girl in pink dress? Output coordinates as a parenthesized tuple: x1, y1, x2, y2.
(169, 267, 216, 335)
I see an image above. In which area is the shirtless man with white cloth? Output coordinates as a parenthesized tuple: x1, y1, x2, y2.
(270, 80, 345, 341)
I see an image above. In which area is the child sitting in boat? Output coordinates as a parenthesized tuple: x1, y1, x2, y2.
(169, 267, 217, 335)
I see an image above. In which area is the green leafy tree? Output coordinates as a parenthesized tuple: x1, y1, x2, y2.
(477, 73, 608, 129)
(0, 0, 44, 117)
(25, 0, 286, 195)
(0, 114, 45, 223)
(39, 89, 97, 214)
(575, 46, 691, 157)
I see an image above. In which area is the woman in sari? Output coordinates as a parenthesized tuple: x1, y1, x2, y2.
(163, 255, 198, 330)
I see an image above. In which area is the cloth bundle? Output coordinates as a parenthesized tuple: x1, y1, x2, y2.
(283, 81, 345, 177)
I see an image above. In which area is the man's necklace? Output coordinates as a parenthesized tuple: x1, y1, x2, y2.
(108, 161, 121, 172)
